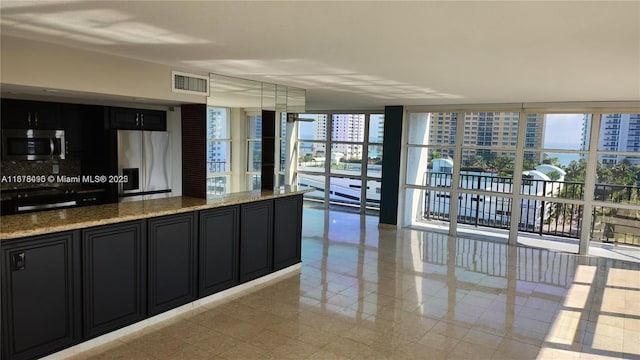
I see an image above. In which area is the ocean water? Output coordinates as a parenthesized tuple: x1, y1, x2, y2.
(547, 153, 582, 167)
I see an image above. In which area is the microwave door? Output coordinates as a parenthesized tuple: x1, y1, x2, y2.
(11, 138, 48, 160)
(1, 129, 65, 160)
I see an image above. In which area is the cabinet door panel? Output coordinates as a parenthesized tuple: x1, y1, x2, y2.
(31, 101, 60, 129)
(274, 195, 303, 270)
(1, 99, 60, 129)
(240, 200, 273, 282)
(148, 213, 197, 315)
(109, 107, 140, 130)
(83, 221, 146, 339)
(109, 107, 166, 131)
(199, 206, 239, 296)
(1, 231, 80, 360)
(140, 110, 166, 131)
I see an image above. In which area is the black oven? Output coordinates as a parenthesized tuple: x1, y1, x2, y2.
(2, 129, 66, 160)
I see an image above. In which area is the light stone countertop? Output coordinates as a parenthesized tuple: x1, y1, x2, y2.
(1, 188, 309, 241)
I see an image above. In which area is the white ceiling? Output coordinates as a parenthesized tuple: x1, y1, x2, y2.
(1, 1, 639, 110)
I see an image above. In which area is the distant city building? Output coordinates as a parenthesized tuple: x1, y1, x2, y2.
(369, 115, 385, 143)
(581, 113, 640, 166)
(331, 114, 365, 161)
(427, 112, 544, 163)
(580, 114, 592, 152)
(206, 107, 230, 173)
(311, 114, 328, 157)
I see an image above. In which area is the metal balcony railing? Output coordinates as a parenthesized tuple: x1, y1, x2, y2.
(207, 161, 228, 173)
(422, 172, 640, 244)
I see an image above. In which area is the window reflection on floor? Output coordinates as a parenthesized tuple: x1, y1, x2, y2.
(69, 206, 640, 360)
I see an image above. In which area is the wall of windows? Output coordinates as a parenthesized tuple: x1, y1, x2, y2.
(403, 106, 640, 253)
(297, 112, 384, 213)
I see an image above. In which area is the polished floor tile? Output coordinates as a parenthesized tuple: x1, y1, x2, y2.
(68, 207, 640, 359)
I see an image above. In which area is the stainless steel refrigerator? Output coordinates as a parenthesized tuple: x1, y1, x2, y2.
(117, 130, 172, 202)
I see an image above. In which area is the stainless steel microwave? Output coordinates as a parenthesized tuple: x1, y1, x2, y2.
(1, 129, 66, 160)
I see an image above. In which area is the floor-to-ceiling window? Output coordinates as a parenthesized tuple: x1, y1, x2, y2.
(297, 113, 328, 207)
(519, 113, 589, 242)
(246, 112, 262, 190)
(296, 112, 384, 214)
(592, 113, 640, 245)
(206, 107, 232, 195)
(403, 105, 640, 254)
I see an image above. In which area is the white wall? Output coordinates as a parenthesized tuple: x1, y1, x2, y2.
(1, 35, 207, 104)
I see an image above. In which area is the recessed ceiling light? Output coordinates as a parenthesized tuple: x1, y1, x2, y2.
(43, 89, 59, 93)
(134, 97, 145, 101)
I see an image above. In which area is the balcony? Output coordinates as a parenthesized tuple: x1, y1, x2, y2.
(422, 172, 640, 245)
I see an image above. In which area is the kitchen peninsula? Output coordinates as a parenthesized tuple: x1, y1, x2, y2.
(1, 189, 306, 360)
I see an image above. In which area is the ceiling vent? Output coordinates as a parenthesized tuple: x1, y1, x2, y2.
(172, 71, 209, 96)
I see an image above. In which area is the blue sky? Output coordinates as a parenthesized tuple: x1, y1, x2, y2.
(298, 113, 586, 151)
(543, 114, 584, 149)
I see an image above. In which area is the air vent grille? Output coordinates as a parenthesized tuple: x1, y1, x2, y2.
(172, 71, 209, 96)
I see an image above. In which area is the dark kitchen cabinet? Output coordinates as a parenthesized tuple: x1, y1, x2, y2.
(1, 231, 81, 360)
(109, 107, 166, 131)
(61, 104, 103, 158)
(61, 104, 83, 158)
(1, 99, 61, 130)
(147, 213, 197, 315)
(273, 195, 303, 271)
(239, 200, 273, 283)
(261, 110, 276, 189)
(82, 221, 146, 339)
(85, 107, 113, 202)
(199, 206, 240, 297)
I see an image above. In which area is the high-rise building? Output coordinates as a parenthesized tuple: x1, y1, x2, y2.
(206, 107, 231, 173)
(311, 114, 328, 157)
(582, 113, 640, 166)
(330, 114, 365, 161)
(427, 112, 544, 163)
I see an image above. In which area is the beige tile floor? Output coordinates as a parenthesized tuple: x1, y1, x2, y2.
(68, 207, 640, 359)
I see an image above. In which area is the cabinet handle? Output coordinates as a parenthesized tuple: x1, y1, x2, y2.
(136, 113, 139, 126)
(12, 252, 26, 271)
(35, 112, 38, 127)
(27, 112, 31, 127)
(141, 113, 144, 127)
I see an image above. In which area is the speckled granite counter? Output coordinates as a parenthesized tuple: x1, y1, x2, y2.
(1, 188, 308, 241)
